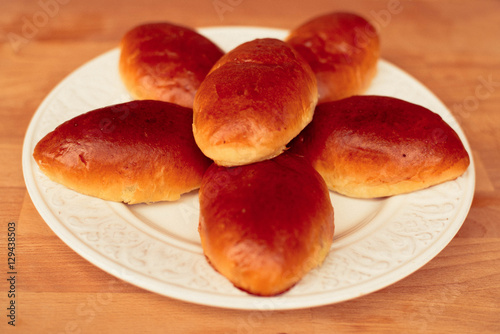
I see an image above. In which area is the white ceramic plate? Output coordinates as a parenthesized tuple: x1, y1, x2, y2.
(22, 27, 475, 310)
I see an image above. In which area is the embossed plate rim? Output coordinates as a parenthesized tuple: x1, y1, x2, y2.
(22, 26, 475, 310)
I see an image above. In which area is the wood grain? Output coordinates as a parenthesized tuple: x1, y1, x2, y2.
(1, 0, 499, 333)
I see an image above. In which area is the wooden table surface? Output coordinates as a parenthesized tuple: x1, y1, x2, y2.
(1, 0, 499, 333)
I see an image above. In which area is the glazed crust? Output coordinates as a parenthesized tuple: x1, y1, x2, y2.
(286, 12, 380, 103)
(33, 100, 212, 204)
(288, 96, 470, 198)
(193, 38, 318, 166)
(119, 22, 224, 108)
(198, 153, 334, 296)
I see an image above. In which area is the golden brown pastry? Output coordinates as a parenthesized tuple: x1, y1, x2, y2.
(33, 100, 212, 204)
(193, 38, 318, 167)
(286, 12, 380, 103)
(119, 22, 224, 108)
(198, 153, 334, 296)
(288, 96, 470, 198)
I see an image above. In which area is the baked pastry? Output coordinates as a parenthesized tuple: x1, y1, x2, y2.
(33, 100, 212, 204)
(193, 38, 318, 166)
(288, 96, 470, 198)
(119, 22, 224, 108)
(286, 12, 380, 103)
(198, 153, 334, 296)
